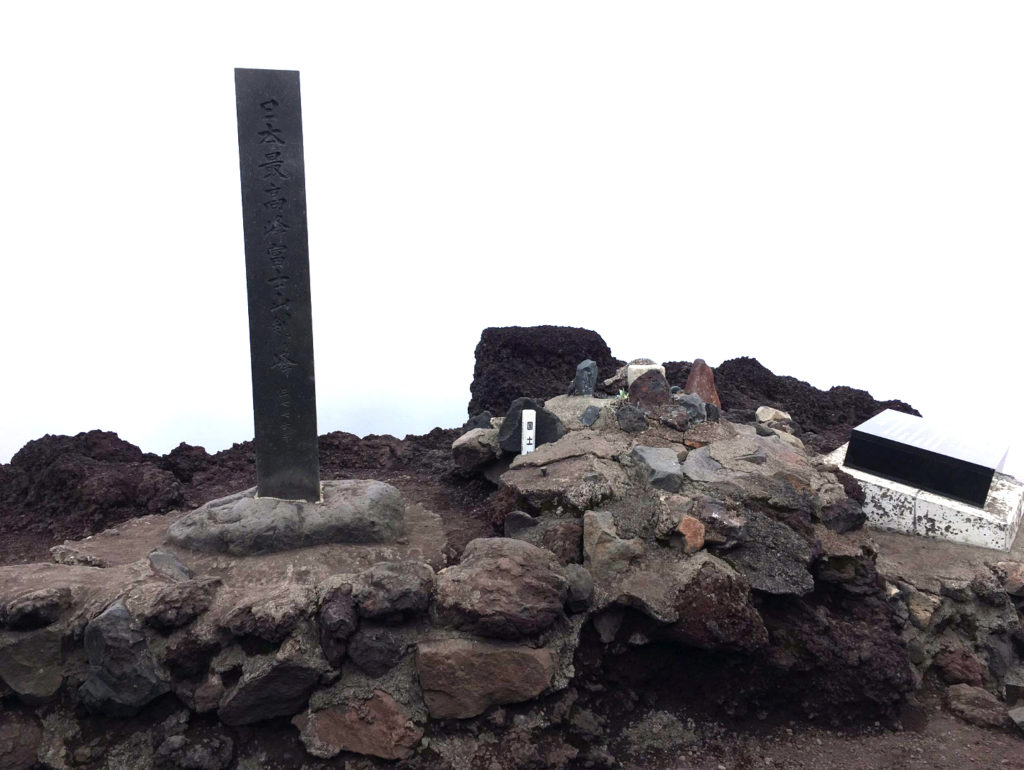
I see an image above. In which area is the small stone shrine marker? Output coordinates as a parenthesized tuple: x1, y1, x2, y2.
(844, 409, 1007, 508)
(234, 68, 320, 502)
(521, 409, 537, 454)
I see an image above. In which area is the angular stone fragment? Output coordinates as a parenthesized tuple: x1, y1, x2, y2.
(168, 480, 406, 555)
(565, 564, 594, 612)
(719, 511, 814, 596)
(218, 660, 320, 725)
(223, 584, 310, 643)
(500, 455, 629, 512)
(628, 370, 672, 410)
(416, 638, 557, 719)
(318, 585, 357, 668)
(945, 683, 1007, 727)
(148, 549, 193, 582)
(295, 690, 422, 760)
(755, 406, 791, 423)
(676, 515, 705, 554)
(143, 577, 220, 630)
(352, 561, 434, 620)
(583, 511, 643, 582)
(2, 587, 70, 630)
(581, 405, 601, 427)
(617, 404, 647, 433)
(434, 538, 568, 640)
(0, 626, 63, 703)
(79, 600, 169, 716)
(451, 428, 501, 471)
(630, 446, 684, 493)
(0, 711, 43, 770)
(683, 359, 721, 409)
(347, 625, 407, 677)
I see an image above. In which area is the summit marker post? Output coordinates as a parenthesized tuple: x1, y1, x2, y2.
(234, 68, 320, 502)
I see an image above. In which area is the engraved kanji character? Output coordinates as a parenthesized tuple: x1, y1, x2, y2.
(271, 352, 298, 376)
(263, 216, 290, 239)
(258, 121, 285, 145)
(260, 99, 279, 115)
(263, 196, 288, 210)
(267, 275, 290, 291)
(270, 299, 292, 316)
(259, 152, 288, 179)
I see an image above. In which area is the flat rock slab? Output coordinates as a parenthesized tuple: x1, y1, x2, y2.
(168, 480, 405, 556)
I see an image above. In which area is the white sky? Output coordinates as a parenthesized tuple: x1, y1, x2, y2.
(2, 2, 1022, 477)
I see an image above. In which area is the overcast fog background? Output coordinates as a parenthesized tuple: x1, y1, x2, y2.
(2, 3, 1022, 477)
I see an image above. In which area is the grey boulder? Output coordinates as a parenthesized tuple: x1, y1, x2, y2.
(167, 480, 405, 556)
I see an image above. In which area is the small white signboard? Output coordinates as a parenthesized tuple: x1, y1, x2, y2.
(522, 409, 537, 454)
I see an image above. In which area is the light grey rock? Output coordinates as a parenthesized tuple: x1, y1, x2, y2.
(583, 511, 643, 582)
(501, 455, 630, 513)
(1, 587, 70, 630)
(755, 406, 792, 423)
(945, 683, 1007, 727)
(543, 395, 616, 432)
(630, 446, 684, 493)
(167, 480, 405, 556)
(148, 548, 193, 582)
(451, 428, 501, 471)
(79, 600, 170, 716)
(565, 565, 594, 613)
(1009, 705, 1024, 733)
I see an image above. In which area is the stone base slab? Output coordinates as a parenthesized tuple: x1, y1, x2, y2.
(824, 443, 1024, 551)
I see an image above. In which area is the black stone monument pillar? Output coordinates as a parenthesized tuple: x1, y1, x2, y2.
(234, 68, 320, 502)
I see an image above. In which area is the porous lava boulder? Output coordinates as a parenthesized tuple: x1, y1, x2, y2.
(468, 326, 623, 416)
(434, 538, 569, 639)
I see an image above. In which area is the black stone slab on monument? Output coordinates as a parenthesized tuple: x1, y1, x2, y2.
(235, 68, 320, 502)
(844, 409, 1008, 508)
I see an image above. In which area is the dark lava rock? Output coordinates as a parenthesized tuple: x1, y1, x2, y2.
(628, 370, 672, 410)
(154, 732, 234, 770)
(79, 600, 170, 716)
(570, 359, 599, 396)
(720, 511, 814, 596)
(497, 398, 566, 454)
(616, 405, 647, 433)
(218, 662, 320, 726)
(504, 510, 539, 537)
(319, 585, 357, 668)
(434, 538, 569, 640)
(462, 411, 494, 431)
(161, 442, 213, 483)
(934, 647, 987, 686)
(468, 326, 623, 416)
(348, 625, 407, 677)
(580, 405, 601, 427)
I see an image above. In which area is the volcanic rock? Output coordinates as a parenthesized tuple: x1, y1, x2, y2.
(79, 600, 170, 716)
(416, 637, 558, 719)
(168, 480, 405, 556)
(683, 359, 721, 409)
(0, 711, 43, 770)
(434, 538, 569, 640)
(628, 370, 672, 410)
(630, 446, 684, 493)
(497, 398, 567, 454)
(468, 326, 623, 416)
(318, 585, 357, 668)
(352, 561, 434, 620)
(1, 587, 70, 630)
(616, 405, 647, 433)
(570, 359, 599, 396)
(501, 454, 629, 513)
(945, 683, 1007, 727)
(719, 510, 814, 596)
(295, 690, 422, 760)
(451, 428, 501, 471)
(0, 626, 63, 703)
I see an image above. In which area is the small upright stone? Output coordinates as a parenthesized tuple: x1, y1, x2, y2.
(570, 360, 598, 396)
(683, 359, 721, 409)
(629, 370, 672, 410)
(580, 406, 601, 427)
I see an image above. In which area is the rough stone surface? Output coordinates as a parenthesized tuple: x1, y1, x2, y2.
(0, 711, 43, 770)
(0, 627, 63, 703)
(945, 683, 1007, 727)
(167, 480, 405, 556)
(222, 583, 310, 643)
(581, 405, 601, 427)
(142, 577, 220, 631)
(218, 659, 320, 726)
(434, 538, 568, 639)
(318, 585, 357, 668)
(148, 548, 194, 582)
(295, 690, 422, 760)
(497, 398, 567, 454)
(683, 359, 721, 409)
(417, 638, 557, 719)
(719, 511, 814, 596)
(756, 405, 792, 423)
(628, 370, 672, 410)
(676, 515, 706, 554)
(626, 364, 666, 387)
(353, 561, 434, 620)
(565, 564, 594, 612)
(468, 326, 622, 416)
(153, 732, 234, 770)
(1, 587, 69, 630)
(630, 446, 684, 493)
(934, 647, 987, 686)
(583, 511, 644, 582)
(501, 455, 629, 513)
(79, 600, 170, 716)
(570, 359, 599, 396)
(451, 428, 501, 471)
(616, 405, 647, 433)
(347, 625, 408, 677)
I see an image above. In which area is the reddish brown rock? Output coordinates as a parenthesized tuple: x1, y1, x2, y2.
(628, 370, 672, 410)
(934, 648, 987, 687)
(416, 638, 557, 719)
(676, 515, 706, 555)
(996, 561, 1024, 597)
(0, 711, 43, 770)
(683, 359, 721, 409)
(295, 690, 422, 760)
